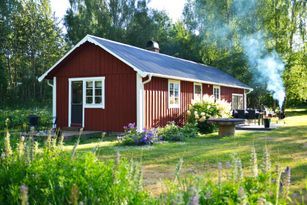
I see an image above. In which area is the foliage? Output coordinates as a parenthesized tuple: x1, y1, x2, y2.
(158, 122, 185, 141)
(180, 123, 199, 138)
(0, 131, 150, 204)
(183, 0, 307, 107)
(158, 149, 291, 205)
(121, 123, 159, 146)
(158, 122, 185, 142)
(64, 0, 171, 49)
(0, 108, 52, 130)
(187, 95, 232, 133)
(0, 0, 66, 107)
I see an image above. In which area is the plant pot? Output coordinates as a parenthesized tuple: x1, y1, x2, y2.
(264, 118, 271, 128)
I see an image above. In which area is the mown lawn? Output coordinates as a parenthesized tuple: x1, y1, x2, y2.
(65, 109, 307, 195)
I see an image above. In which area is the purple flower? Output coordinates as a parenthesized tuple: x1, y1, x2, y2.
(128, 122, 136, 129)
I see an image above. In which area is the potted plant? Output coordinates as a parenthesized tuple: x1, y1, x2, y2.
(263, 113, 272, 128)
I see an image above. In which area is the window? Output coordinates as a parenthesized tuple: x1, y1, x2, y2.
(84, 77, 105, 108)
(194, 83, 202, 101)
(168, 80, 180, 108)
(232, 94, 243, 110)
(213, 86, 220, 100)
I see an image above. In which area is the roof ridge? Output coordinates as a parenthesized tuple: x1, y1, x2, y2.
(87, 34, 216, 70)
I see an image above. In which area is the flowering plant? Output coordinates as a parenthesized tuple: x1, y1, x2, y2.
(187, 94, 232, 133)
(121, 123, 159, 146)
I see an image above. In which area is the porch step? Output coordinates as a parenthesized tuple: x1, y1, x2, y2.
(62, 127, 82, 131)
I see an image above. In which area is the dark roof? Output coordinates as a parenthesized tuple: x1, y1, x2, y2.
(39, 35, 252, 90)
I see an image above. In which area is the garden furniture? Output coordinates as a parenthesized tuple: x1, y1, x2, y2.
(207, 118, 244, 137)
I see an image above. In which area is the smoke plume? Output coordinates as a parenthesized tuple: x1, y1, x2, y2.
(234, 0, 286, 108)
(197, 0, 286, 107)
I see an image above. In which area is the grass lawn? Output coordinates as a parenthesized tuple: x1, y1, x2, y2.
(65, 109, 307, 196)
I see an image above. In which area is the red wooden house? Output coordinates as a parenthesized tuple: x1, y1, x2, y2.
(38, 35, 252, 132)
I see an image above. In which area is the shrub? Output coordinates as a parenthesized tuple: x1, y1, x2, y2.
(187, 95, 232, 133)
(158, 122, 185, 141)
(121, 123, 158, 146)
(181, 123, 198, 138)
(0, 130, 150, 205)
(0, 108, 52, 130)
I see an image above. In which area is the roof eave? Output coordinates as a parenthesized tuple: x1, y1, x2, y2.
(150, 73, 253, 91)
(38, 35, 148, 82)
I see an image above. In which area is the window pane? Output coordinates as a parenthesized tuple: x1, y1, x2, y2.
(95, 96, 102, 104)
(86, 89, 92, 97)
(95, 81, 102, 88)
(195, 85, 201, 94)
(174, 90, 179, 97)
(175, 97, 179, 104)
(174, 83, 179, 91)
(170, 83, 173, 90)
(95, 88, 102, 96)
(86, 97, 93, 104)
(86, 81, 93, 88)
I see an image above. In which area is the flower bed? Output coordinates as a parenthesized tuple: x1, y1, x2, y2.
(120, 122, 198, 146)
(187, 95, 232, 133)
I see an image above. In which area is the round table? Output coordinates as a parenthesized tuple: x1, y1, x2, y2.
(207, 118, 245, 137)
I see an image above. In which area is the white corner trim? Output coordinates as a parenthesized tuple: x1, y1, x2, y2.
(136, 73, 144, 132)
(168, 79, 181, 109)
(68, 76, 105, 128)
(244, 90, 247, 110)
(52, 77, 56, 128)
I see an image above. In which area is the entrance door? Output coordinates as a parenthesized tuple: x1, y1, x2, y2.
(71, 81, 83, 127)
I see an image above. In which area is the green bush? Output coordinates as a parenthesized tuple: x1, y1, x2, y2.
(181, 123, 198, 138)
(158, 122, 185, 141)
(0, 108, 52, 130)
(187, 95, 232, 134)
(0, 132, 150, 205)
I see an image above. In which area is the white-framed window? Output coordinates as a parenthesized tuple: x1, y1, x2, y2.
(168, 80, 180, 108)
(84, 77, 105, 108)
(194, 83, 202, 101)
(232, 94, 244, 110)
(213, 85, 220, 100)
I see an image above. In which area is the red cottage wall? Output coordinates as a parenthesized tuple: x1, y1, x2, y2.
(221, 86, 244, 103)
(50, 42, 136, 132)
(144, 77, 193, 128)
(144, 78, 245, 128)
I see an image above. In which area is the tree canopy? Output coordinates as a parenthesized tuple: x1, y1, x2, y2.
(0, 0, 306, 108)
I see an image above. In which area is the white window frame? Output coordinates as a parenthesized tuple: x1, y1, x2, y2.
(84, 77, 105, 109)
(68, 76, 105, 127)
(213, 85, 221, 100)
(231, 93, 244, 110)
(193, 82, 202, 101)
(168, 79, 180, 108)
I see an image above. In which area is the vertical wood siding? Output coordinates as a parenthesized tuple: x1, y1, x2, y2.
(52, 42, 136, 132)
(144, 78, 245, 128)
(49, 42, 245, 131)
(221, 86, 244, 102)
(144, 77, 193, 128)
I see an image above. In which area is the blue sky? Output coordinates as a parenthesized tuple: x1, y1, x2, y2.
(50, 0, 186, 22)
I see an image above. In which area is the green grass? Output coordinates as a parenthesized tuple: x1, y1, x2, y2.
(66, 109, 307, 195)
